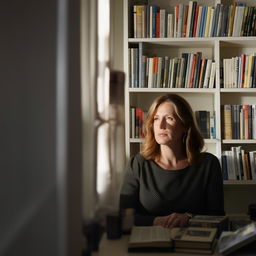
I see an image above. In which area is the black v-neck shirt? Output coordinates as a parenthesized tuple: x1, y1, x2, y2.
(119, 152, 225, 226)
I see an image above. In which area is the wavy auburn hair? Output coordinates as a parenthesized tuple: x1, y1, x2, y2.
(140, 94, 204, 165)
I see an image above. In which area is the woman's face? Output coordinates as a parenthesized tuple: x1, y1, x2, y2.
(153, 101, 185, 146)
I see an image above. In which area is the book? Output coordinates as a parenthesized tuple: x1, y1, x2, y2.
(174, 240, 217, 254)
(189, 215, 229, 237)
(218, 222, 256, 255)
(128, 225, 217, 252)
(128, 226, 173, 252)
(171, 226, 217, 249)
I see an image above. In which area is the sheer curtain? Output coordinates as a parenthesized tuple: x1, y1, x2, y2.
(81, 0, 125, 222)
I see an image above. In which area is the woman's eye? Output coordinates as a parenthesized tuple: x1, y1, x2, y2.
(167, 116, 173, 120)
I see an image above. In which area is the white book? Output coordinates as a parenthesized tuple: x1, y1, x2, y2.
(208, 62, 216, 88)
(232, 57, 236, 88)
(133, 6, 137, 38)
(167, 58, 173, 88)
(249, 151, 256, 180)
(147, 58, 154, 88)
(227, 59, 233, 88)
(224, 150, 236, 180)
(160, 9, 166, 38)
(170, 58, 177, 88)
(167, 14, 174, 38)
(195, 6, 202, 37)
(203, 59, 212, 88)
(186, 1, 193, 37)
(235, 6, 245, 37)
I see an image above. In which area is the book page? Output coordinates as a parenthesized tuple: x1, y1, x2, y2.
(129, 226, 170, 244)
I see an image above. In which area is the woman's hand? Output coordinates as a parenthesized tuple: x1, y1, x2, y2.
(153, 213, 190, 228)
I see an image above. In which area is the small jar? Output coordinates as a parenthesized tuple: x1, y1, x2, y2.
(121, 208, 134, 234)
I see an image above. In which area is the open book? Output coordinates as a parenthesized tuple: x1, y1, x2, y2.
(217, 222, 256, 255)
(128, 226, 173, 252)
(128, 225, 217, 252)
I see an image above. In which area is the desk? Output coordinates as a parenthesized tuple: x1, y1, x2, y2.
(94, 233, 220, 256)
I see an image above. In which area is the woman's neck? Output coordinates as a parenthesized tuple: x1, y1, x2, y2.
(156, 145, 188, 170)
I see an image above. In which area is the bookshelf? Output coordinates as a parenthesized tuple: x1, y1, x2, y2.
(123, 0, 256, 213)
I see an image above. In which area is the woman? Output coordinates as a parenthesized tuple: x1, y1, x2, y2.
(119, 94, 224, 228)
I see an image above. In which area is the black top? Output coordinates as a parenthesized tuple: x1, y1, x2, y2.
(119, 152, 225, 226)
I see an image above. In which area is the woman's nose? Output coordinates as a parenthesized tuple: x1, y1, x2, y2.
(160, 118, 166, 129)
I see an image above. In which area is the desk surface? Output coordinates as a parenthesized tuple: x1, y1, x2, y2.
(95, 233, 221, 256)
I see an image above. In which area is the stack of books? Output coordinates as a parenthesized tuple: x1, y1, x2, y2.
(128, 225, 217, 253)
(189, 215, 229, 237)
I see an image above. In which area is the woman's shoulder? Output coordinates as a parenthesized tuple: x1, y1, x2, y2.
(129, 153, 147, 165)
(199, 152, 220, 165)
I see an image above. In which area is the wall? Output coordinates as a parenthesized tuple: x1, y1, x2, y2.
(0, 0, 82, 255)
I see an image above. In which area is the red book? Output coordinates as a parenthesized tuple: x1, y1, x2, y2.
(156, 11, 160, 38)
(192, 6, 199, 37)
(175, 5, 179, 37)
(183, 5, 189, 37)
(243, 104, 249, 139)
(189, 55, 197, 88)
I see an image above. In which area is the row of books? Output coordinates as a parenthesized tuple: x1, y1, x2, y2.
(221, 54, 256, 88)
(195, 111, 216, 139)
(222, 104, 256, 140)
(130, 108, 216, 140)
(129, 47, 216, 88)
(132, 2, 256, 38)
(221, 147, 256, 181)
(130, 107, 146, 139)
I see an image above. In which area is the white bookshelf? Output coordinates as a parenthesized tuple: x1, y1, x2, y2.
(123, 0, 256, 195)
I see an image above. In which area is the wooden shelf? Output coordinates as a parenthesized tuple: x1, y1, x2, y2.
(224, 180, 256, 185)
(129, 88, 217, 93)
(222, 140, 256, 144)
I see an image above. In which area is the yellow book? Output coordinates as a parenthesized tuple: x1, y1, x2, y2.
(228, 4, 236, 37)
(245, 55, 253, 88)
(204, 6, 212, 37)
(136, 5, 143, 38)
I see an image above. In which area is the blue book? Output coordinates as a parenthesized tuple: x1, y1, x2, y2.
(149, 5, 159, 38)
(221, 155, 229, 180)
(199, 6, 206, 37)
(201, 6, 208, 37)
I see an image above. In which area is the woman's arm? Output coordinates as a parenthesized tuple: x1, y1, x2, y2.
(205, 155, 225, 215)
(119, 155, 157, 226)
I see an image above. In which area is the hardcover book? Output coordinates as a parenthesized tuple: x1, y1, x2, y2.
(171, 226, 217, 249)
(128, 225, 217, 252)
(218, 222, 256, 255)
